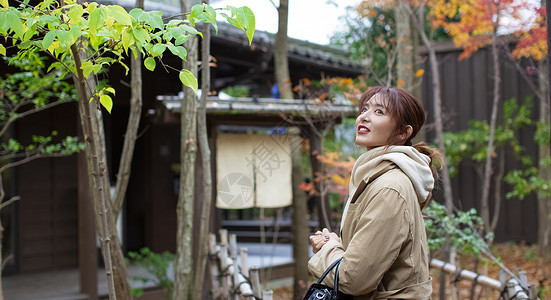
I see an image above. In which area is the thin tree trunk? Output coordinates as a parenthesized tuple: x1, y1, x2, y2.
(112, 0, 144, 219)
(481, 0, 501, 234)
(407, 4, 454, 212)
(407, 6, 455, 299)
(84, 57, 131, 300)
(290, 127, 309, 300)
(490, 148, 505, 232)
(306, 127, 331, 230)
(274, 0, 293, 99)
(396, 0, 413, 91)
(192, 5, 213, 298)
(71, 43, 117, 300)
(173, 1, 197, 298)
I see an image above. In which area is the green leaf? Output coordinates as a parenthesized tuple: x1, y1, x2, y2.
(231, 6, 255, 45)
(47, 41, 60, 56)
(175, 35, 190, 45)
(146, 11, 164, 29)
(22, 25, 38, 42)
(90, 34, 103, 51)
(81, 61, 95, 77)
(0, 44, 5, 56)
(220, 12, 238, 28)
(119, 60, 130, 75)
(47, 61, 64, 72)
(205, 5, 217, 23)
(144, 57, 156, 71)
(96, 57, 114, 65)
(5, 10, 25, 39)
(133, 27, 150, 44)
(240, 6, 255, 45)
(89, 6, 107, 33)
(188, 4, 205, 26)
(179, 24, 201, 36)
(100, 94, 113, 113)
(105, 87, 116, 95)
(129, 8, 145, 21)
(42, 30, 57, 50)
(69, 25, 82, 43)
(68, 4, 84, 24)
(167, 45, 187, 61)
(121, 27, 135, 52)
(179, 69, 197, 92)
(151, 43, 166, 56)
(108, 5, 132, 26)
(56, 29, 73, 49)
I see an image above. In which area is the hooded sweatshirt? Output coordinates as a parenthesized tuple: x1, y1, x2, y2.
(308, 146, 433, 299)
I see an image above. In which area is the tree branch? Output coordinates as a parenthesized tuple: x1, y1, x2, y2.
(0, 196, 21, 210)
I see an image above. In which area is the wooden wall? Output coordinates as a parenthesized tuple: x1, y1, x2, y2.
(421, 42, 539, 243)
(16, 102, 80, 273)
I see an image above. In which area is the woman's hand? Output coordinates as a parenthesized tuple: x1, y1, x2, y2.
(309, 228, 341, 254)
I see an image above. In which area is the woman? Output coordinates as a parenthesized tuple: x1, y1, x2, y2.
(308, 86, 442, 299)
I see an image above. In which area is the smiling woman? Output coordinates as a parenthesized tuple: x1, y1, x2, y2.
(308, 86, 443, 299)
(355, 93, 399, 150)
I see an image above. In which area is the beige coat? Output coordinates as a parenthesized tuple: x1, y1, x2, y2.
(308, 147, 433, 299)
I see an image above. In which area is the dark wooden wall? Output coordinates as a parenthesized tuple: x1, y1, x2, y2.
(421, 42, 539, 243)
(16, 102, 80, 273)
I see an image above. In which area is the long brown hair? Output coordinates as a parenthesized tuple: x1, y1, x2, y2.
(359, 86, 444, 200)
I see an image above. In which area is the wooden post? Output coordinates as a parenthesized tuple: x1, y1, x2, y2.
(290, 127, 310, 299)
(220, 228, 228, 246)
(250, 267, 262, 299)
(505, 278, 530, 299)
(229, 233, 237, 259)
(208, 233, 220, 298)
(219, 229, 230, 298)
(240, 247, 248, 277)
(222, 253, 253, 298)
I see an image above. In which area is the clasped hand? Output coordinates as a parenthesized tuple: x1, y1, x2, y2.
(309, 228, 341, 254)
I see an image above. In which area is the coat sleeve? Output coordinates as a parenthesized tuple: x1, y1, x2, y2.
(308, 187, 410, 296)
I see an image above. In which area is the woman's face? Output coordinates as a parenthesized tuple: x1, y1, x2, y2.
(355, 93, 398, 150)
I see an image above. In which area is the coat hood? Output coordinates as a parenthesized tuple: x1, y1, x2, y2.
(350, 145, 434, 206)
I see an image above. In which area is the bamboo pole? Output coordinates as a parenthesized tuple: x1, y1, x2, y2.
(222, 256, 253, 297)
(210, 230, 255, 299)
(219, 229, 230, 298)
(262, 290, 273, 300)
(250, 267, 262, 299)
(240, 248, 249, 277)
(208, 234, 221, 298)
(430, 258, 501, 289)
(431, 258, 540, 299)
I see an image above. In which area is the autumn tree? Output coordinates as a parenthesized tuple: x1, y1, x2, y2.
(430, 0, 551, 257)
(507, 1, 551, 259)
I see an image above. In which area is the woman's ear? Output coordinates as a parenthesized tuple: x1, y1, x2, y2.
(399, 125, 413, 142)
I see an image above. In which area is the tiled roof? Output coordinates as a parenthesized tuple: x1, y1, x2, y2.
(156, 95, 357, 117)
(97, 0, 366, 73)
